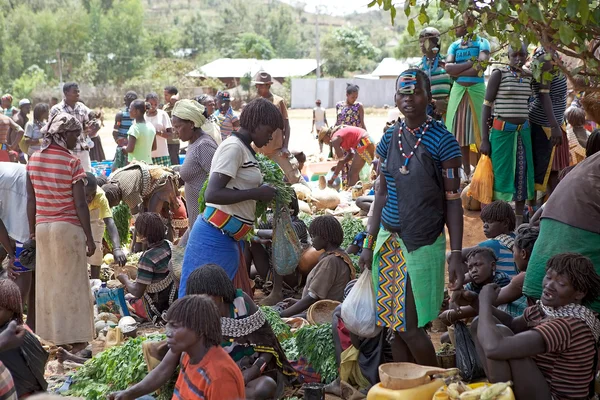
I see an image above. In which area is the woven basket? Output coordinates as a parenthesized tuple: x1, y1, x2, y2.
(113, 263, 137, 280)
(307, 300, 340, 325)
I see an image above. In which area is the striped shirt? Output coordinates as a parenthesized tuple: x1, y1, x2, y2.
(174, 346, 245, 400)
(529, 72, 568, 127)
(0, 362, 16, 400)
(135, 240, 171, 285)
(214, 107, 238, 141)
(492, 68, 532, 120)
(26, 144, 86, 226)
(478, 234, 517, 277)
(524, 304, 597, 400)
(417, 55, 452, 101)
(376, 121, 461, 229)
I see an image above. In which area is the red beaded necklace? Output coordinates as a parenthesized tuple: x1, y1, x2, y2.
(398, 118, 431, 175)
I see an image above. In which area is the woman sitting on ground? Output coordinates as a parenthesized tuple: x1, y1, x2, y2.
(0, 279, 48, 398)
(117, 213, 177, 326)
(471, 253, 600, 400)
(279, 215, 355, 318)
(319, 125, 375, 187)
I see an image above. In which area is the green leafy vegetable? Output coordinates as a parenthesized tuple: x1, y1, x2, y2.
(298, 212, 314, 228)
(66, 335, 174, 400)
(261, 306, 292, 342)
(340, 213, 365, 249)
(294, 323, 338, 384)
(104, 202, 131, 251)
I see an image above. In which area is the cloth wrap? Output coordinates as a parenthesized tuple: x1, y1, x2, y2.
(172, 99, 206, 128)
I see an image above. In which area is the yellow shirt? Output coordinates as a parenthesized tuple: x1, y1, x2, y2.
(88, 187, 113, 220)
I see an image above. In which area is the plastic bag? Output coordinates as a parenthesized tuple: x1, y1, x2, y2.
(96, 286, 130, 319)
(272, 203, 303, 276)
(468, 155, 494, 204)
(341, 273, 381, 338)
(454, 321, 485, 382)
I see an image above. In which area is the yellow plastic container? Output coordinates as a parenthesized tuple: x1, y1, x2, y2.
(367, 379, 445, 400)
(433, 382, 515, 400)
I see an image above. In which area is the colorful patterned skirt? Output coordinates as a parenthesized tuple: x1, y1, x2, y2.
(446, 83, 485, 148)
(371, 229, 446, 332)
(356, 136, 375, 165)
(152, 156, 172, 167)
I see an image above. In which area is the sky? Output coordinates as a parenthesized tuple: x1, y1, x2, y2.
(279, 0, 375, 16)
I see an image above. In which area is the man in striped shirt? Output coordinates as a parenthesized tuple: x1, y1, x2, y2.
(416, 27, 452, 121)
(472, 253, 600, 400)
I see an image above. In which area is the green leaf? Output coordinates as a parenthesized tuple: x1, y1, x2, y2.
(458, 0, 469, 12)
(418, 10, 429, 25)
(558, 24, 575, 45)
(529, 4, 544, 22)
(437, 8, 445, 20)
(593, 7, 600, 24)
(367, 0, 378, 7)
(390, 6, 397, 24)
(404, 1, 411, 17)
(566, 0, 579, 18)
(578, 0, 589, 24)
(518, 10, 528, 25)
(407, 18, 416, 36)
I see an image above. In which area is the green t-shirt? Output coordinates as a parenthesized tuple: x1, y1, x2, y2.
(127, 122, 156, 164)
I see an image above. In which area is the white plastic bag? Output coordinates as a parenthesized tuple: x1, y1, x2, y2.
(341, 273, 381, 338)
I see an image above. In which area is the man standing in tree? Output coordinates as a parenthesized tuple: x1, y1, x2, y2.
(253, 70, 304, 184)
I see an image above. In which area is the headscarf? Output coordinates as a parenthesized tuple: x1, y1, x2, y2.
(40, 112, 82, 151)
(172, 99, 206, 128)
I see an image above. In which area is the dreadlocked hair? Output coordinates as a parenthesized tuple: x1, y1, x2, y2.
(545, 253, 600, 305)
(239, 98, 284, 133)
(466, 247, 498, 263)
(101, 183, 122, 206)
(586, 129, 600, 158)
(480, 200, 516, 232)
(309, 215, 344, 248)
(0, 279, 23, 325)
(186, 264, 236, 303)
(134, 212, 166, 244)
(396, 68, 432, 99)
(166, 295, 222, 347)
(514, 225, 540, 255)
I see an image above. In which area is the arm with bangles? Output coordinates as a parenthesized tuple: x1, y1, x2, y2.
(538, 59, 563, 146)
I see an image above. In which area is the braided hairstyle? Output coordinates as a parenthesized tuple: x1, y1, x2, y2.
(0, 279, 23, 325)
(134, 212, 166, 244)
(586, 129, 600, 158)
(239, 98, 284, 133)
(545, 253, 600, 305)
(480, 200, 516, 232)
(308, 215, 344, 248)
(514, 225, 540, 256)
(166, 295, 222, 347)
(186, 264, 236, 303)
(395, 68, 432, 100)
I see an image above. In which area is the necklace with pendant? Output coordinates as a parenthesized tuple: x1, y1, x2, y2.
(507, 66, 523, 83)
(398, 118, 431, 175)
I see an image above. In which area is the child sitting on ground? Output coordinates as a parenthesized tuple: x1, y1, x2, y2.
(109, 295, 245, 400)
(472, 253, 600, 400)
(440, 248, 511, 326)
(462, 200, 517, 277)
(279, 215, 355, 318)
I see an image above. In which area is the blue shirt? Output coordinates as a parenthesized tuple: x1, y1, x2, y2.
(447, 36, 491, 84)
(376, 121, 461, 230)
(478, 234, 518, 277)
(465, 270, 511, 294)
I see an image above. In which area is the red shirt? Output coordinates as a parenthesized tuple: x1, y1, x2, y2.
(26, 144, 86, 226)
(332, 127, 368, 152)
(173, 346, 245, 400)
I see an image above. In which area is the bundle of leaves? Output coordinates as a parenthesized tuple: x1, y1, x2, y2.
(103, 202, 131, 251)
(340, 213, 365, 249)
(65, 335, 174, 400)
(198, 154, 295, 223)
(293, 323, 338, 384)
(261, 306, 292, 342)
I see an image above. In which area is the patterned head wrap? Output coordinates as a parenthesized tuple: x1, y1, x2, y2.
(173, 99, 206, 128)
(40, 112, 82, 150)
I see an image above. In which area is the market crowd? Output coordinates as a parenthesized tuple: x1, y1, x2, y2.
(0, 12, 600, 400)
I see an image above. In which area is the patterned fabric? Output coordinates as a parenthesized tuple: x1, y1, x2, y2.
(478, 233, 517, 277)
(109, 163, 174, 213)
(152, 156, 171, 166)
(492, 68, 532, 120)
(116, 107, 134, 139)
(465, 270, 511, 294)
(174, 347, 246, 400)
(447, 82, 486, 147)
(417, 55, 452, 101)
(523, 303, 597, 400)
(375, 233, 408, 332)
(173, 99, 206, 128)
(0, 362, 16, 400)
(203, 206, 253, 241)
(49, 100, 91, 151)
(376, 121, 462, 230)
(136, 240, 172, 285)
(447, 36, 491, 84)
(214, 107, 238, 141)
(539, 301, 600, 342)
(40, 112, 82, 151)
(498, 294, 529, 317)
(26, 144, 86, 226)
(529, 57, 568, 127)
(335, 101, 362, 127)
(356, 136, 374, 165)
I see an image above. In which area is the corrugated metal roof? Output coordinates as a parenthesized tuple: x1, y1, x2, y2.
(188, 58, 318, 79)
(371, 57, 422, 77)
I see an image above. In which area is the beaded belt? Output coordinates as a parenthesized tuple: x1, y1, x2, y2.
(492, 118, 529, 132)
(203, 206, 252, 241)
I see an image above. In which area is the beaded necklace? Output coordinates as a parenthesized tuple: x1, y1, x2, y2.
(421, 54, 439, 78)
(506, 65, 523, 84)
(398, 118, 432, 175)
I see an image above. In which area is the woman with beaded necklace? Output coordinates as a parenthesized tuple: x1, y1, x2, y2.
(359, 69, 464, 366)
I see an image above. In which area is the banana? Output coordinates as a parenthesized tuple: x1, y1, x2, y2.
(446, 383, 461, 399)
(457, 381, 470, 393)
(459, 386, 486, 400)
(480, 381, 512, 400)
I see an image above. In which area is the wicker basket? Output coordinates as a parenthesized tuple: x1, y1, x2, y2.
(306, 300, 340, 325)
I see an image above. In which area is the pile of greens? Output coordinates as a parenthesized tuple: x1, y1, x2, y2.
(261, 306, 292, 342)
(104, 202, 131, 251)
(198, 154, 295, 223)
(65, 335, 174, 400)
(340, 213, 365, 249)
